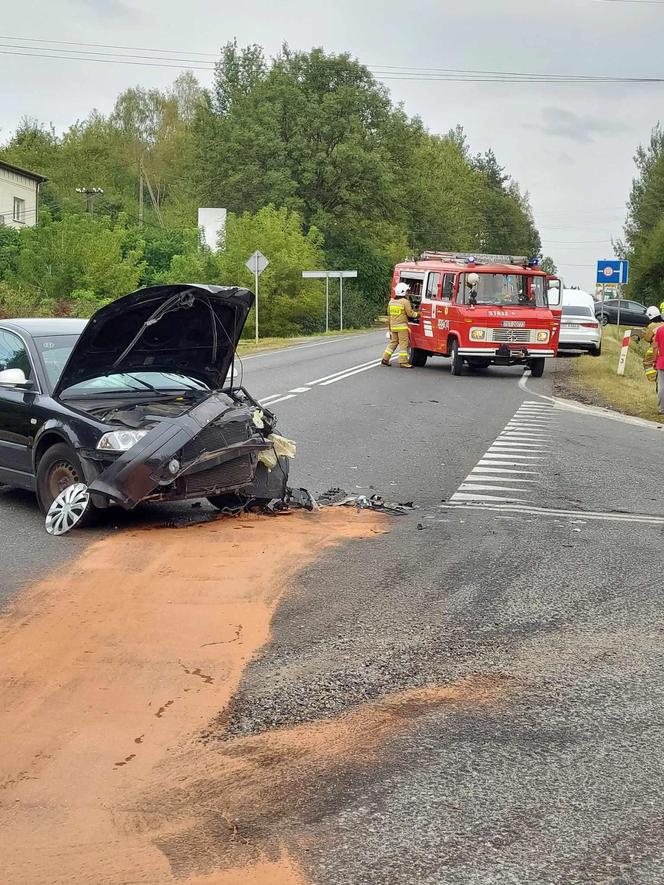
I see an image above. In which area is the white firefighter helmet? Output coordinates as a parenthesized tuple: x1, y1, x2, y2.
(646, 305, 662, 321)
(467, 272, 480, 287)
(395, 282, 410, 297)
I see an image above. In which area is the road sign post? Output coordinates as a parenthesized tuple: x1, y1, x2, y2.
(246, 250, 269, 344)
(301, 270, 358, 332)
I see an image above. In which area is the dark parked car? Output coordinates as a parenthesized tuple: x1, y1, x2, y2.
(594, 299, 650, 327)
(0, 284, 289, 531)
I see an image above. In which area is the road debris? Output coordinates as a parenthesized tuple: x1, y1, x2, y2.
(318, 488, 414, 514)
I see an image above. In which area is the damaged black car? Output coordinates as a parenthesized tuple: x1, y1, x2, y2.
(0, 284, 293, 532)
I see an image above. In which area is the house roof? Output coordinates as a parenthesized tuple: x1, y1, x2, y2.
(0, 158, 48, 183)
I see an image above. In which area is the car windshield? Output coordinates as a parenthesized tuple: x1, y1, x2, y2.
(35, 335, 209, 395)
(61, 372, 209, 396)
(35, 335, 80, 389)
(562, 305, 593, 317)
(459, 273, 546, 307)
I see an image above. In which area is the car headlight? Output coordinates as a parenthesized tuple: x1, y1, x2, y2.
(470, 328, 487, 340)
(97, 429, 149, 452)
(536, 330, 550, 343)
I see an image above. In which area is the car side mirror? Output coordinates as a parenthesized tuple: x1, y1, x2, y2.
(0, 368, 34, 389)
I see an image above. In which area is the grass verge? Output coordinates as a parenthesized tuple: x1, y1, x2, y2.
(236, 327, 377, 357)
(561, 326, 662, 422)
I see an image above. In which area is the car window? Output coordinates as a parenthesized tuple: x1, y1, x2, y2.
(441, 273, 455, 301)
(562, 305, 592, 317)
(628, 301, 645, 312)
(0, 330, 33, 381)
(426, 273, 441, 299)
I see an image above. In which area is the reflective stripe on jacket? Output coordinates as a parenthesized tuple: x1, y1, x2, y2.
(388, 297, 418, 331)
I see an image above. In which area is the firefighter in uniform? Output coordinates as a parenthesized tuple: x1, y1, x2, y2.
(382, 282, 420, 368)
(640, 305, 664, 383)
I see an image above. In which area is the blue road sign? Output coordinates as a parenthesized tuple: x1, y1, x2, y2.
(597, 259, 629, 286)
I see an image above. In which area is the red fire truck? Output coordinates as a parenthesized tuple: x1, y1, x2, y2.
(392, 252, 559, 377)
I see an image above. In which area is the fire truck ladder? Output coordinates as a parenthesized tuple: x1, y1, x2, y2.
(419, 251, 529, 266)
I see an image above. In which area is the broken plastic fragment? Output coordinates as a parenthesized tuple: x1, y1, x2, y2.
(258, 433, 297, 471)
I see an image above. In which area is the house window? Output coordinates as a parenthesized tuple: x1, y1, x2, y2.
(13, 197, 26, 223)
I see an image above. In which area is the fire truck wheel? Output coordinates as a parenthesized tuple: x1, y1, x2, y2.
(409, 347, 428, 367)
(449, 339, 463, 376)
(528, 358, 546, 378)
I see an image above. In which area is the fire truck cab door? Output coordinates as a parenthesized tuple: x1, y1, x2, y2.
(417, 272, 441, 346)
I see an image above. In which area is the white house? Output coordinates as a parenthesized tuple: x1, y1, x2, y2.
(0, 159, 47, 229)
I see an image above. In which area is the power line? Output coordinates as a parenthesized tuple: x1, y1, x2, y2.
(1, 36, 664, 83)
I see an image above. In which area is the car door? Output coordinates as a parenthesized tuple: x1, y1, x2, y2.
(626, 301, 648, 326)
(0, 329, 36, 476)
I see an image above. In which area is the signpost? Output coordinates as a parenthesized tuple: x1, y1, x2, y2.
(301, 270, 358, 332)
(596, 259, 630, 327)
(246, 250, 269, 344)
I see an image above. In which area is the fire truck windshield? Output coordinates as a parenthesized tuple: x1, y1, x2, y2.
(459, 273, 546, 307)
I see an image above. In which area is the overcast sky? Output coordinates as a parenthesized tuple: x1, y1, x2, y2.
(3, 0, 664, 292)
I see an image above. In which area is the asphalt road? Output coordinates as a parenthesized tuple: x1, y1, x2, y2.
(3, 330, 664, 882)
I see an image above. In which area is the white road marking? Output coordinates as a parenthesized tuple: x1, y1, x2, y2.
(489, 442, 551, 452)
(240, 333, 376, 361)
(466, 467, 542, 485)
(449, 400, 559, 505)
(307, 358, 379, 385)
(482, 453, 547, 461)
(478, 460, 543, 468)
(519, 371, 664, 431)
(265, 394, 297, 405)
(468, 472, 541, 483)
(442, 501, 664, 526)
(259, 394, 283, 405)
(450, 492, 529, 503)
(320, 362, 381, 385)
(472, 459, 539, 476)
(458, 483, 534, 494)
(289, 387, 311, 393)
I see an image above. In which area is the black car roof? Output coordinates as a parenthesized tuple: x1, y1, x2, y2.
(0, 318, 88, 336)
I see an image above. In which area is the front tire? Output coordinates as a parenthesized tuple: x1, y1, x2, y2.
(449, 339, 463, 376)
(36, 442, 95, 526)
(600, 314, 610, 326)
(409, 346, 428, 367)
(528, 358, 546, 378)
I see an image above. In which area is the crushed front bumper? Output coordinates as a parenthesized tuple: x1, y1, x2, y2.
(85, 393, 288, 509)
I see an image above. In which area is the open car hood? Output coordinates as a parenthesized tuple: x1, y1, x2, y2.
(53, 284, 254, 397)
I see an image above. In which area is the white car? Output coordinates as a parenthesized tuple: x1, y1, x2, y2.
(558, 303, 602, 356)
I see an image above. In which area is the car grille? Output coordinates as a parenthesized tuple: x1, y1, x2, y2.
(490, 328, 533, 343)
(182, 454, 256, 494)
(182, 415, 252, 462)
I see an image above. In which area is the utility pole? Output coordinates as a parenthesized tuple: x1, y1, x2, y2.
(75, 187, 104, 216)
(138, 160, 144, 228)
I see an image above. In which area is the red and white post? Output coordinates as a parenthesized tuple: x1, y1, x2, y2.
(617, 329, 632, 376)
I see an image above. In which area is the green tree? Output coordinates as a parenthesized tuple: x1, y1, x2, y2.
(624, 125, 664, 303)
(8, 212, 146, 314)
(215, 205, 326, 336)
(540, 256, 558, 275)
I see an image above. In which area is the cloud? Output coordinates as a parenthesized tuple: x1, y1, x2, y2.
(72, 0, 131, 17)
(538, 107, 629, 144)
